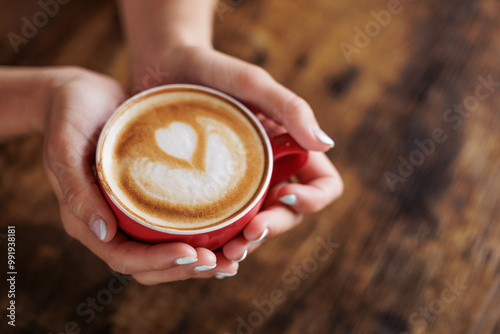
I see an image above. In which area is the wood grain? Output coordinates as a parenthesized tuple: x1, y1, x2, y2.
(1, 0, 499, 333)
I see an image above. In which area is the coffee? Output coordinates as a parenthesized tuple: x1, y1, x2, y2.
(99, 87, 268, 230)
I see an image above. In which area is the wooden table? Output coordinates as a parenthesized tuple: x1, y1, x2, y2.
(1, 0, 499, 333)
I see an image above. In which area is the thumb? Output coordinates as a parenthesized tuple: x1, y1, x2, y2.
(45, 107, 117, 242)
(42, 70, 127, 242)
(195, 51, 335, 151)
(47, 152, 118, 242)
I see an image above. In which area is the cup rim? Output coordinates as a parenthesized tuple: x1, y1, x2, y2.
(96, 84, 273, 235)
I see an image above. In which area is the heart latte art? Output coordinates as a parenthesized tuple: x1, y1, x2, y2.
(99, 89, 267, 230)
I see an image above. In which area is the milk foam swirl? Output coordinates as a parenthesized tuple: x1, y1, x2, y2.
(100, 89, 266, 230)
(130, 117, 246, 205)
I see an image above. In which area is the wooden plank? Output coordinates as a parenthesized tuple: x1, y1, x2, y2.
(1, 0, 499, 333)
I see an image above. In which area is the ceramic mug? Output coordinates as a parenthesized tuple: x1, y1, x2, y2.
(96, 84, 308, 250)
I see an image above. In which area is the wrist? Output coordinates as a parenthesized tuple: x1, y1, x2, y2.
(37, 66, 88, 134)
(119, 0, 216, 53)
(130, 26, 213, 59)
(0, 66, 81, 140)
(119, 0, 216, 85)
(128, 33, 212, 72)
(129, 43, 209, 91)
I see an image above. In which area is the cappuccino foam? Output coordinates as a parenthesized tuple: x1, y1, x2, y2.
(99, 88, 267, 230)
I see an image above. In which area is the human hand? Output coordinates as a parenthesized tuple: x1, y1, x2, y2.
(132, 46, 336, 151)
(130, 46, 343, 269)
(221, 114, 343, 264)
(43, 67, 238, 284)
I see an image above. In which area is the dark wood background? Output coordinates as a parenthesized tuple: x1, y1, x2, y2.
(1, 0, 499, 333)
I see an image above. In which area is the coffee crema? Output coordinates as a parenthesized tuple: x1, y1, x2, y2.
(99, 88, 268, 230)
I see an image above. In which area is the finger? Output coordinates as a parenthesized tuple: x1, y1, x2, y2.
(276, 152, 344, 214)
(256, 113, 287, 138)
(223, 200, 304, 263)
(222, 235, 251, 262)
(44, 78, 126, 242)
(193, 252, 239, 279)
(58, 204, 203, 275)
(242, 205, 303, 243)
(45, 138, 118, 242)
(223, 233, 276, 266)
(105, 240, 202, 275)
(190, 51, 334, 151)
(132, 248, 220, 285)
(44, 159, 116, 244)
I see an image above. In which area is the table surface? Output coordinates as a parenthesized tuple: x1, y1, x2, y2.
(1, 0, 499, 333)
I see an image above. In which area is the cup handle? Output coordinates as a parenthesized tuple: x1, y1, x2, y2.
(270, 134, 309, 186)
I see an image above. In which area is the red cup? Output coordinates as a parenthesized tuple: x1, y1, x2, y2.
(96, 84, 308, 250)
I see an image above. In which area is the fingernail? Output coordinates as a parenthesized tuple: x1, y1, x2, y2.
(250, 228, 269, 244)
(234, 250, 248, 263)
(175, 257, 198, 265)
(279, 194, 298, 206)
(314, 128, 335, 148)
(215, 271, 238, 279)
(91, 218, 106, 241)
(194, 264, 217, 272)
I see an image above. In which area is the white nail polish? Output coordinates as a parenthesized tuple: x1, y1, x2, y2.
(91, 218, 106, 241)
(194, 264, 217, 272)
(100, 221, 107, 240)
(314, 129, 335, 147)
(234, 250, 248, 263)
(215, 271, 238, 279)
(250, 228, 269, 244)
(279, 194, 298, 206)
(175, 257, 198, 265)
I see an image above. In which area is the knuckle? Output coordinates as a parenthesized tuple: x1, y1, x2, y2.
(149, 259, 168, 272)
(306, 178, 344, 213)
(62, 182, 87, 216)
(58, 65, 89, 77)
(282, 94, 310, 124)
(132, 275, 146, 285)
(132, 275, 155, 286)
(251, 65, 272, 80)
(49, 65, 87, 82)
(45, 134, 79, 174)
(235, 64, 271, 89)
(305, 200, 324, 214)
(108, 259, 131, 275)
(333, 177, 345, 199)
(171, 273, 191, 282)
(48, 66, 92, 93)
